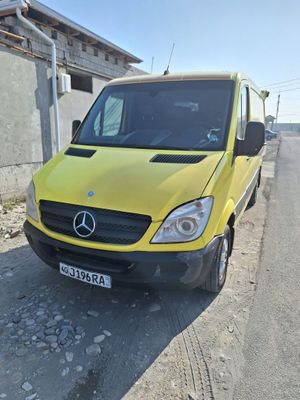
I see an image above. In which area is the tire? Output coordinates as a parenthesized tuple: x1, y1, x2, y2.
(201, 225, 231, 293)
(248, 181, 258, 207)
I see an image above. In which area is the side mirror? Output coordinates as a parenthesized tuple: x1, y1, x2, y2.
(72, 120, 81, 136)
(236, 121, 265, 156)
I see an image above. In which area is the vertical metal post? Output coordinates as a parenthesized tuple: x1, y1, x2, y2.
(275, 93, 281, 130)
(16, 7, 60, 153)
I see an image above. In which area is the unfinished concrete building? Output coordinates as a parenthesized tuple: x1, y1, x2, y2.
(0, 0, 144, 201)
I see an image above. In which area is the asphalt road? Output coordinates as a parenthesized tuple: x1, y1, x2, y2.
(234, 135, 300, 400)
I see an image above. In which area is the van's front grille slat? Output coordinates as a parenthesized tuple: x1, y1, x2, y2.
(39, 201, 151, 245)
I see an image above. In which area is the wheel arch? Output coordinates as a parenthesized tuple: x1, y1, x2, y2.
(216, 199, 236, 256)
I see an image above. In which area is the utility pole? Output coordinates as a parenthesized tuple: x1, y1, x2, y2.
(275, 93, 281, 130)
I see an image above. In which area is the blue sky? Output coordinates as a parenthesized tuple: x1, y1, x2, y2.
(43, 0, 300, 122)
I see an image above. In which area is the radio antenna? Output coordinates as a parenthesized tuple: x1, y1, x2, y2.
(163, 43, 175, 75)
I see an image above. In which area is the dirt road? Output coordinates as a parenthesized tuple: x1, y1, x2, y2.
(234, 135, 300, 400)
(0, 141, 279, 400)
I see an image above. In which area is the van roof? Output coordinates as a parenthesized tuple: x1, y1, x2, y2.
(107, 71, 262, 93)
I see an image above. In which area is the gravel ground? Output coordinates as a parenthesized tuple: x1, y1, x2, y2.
(0, 141, 279, 400)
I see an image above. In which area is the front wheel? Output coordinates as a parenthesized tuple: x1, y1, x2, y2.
(200, 225, 231, 293)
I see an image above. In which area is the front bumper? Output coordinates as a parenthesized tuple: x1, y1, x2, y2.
(24, 221, 221, 289)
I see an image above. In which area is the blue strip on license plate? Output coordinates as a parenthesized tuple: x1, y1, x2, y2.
(59, 262, 111, 289)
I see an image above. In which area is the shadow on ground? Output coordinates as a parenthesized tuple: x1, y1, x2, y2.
(0, 244, 215, 400)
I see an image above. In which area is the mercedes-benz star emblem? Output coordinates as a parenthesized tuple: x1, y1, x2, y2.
(73, 211, 96, 238)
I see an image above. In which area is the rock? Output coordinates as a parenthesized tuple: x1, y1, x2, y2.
(249, 280, 256, 284)
(65, 351, 73, 362)
(12, 314, 21, 324)
(0, 394, 7, 399)
(46, 320, 57, 328)
(21, 381, 33, 392)
(10, 371, 23, 384)
(93, 334, 105, 344)
(75, 335, 81, 340)
(36, 315, 48, 324)
(26, 319, 35, 326)
(35, 330, 45, 339)
(31, 335, 37, 341)
(25, 394, 37, 400)
(58, 328, 68, 343)
(61, 367, 70, 377)
(36, 341, 47, 348)
(87, 310, 99, 318)
(10, 229, 21, 238)
(149, 303, 161, 312)
(76, 365, 83, 372)
(86, 344, 101, 356)
(4, 233, 10, 239)
(51, 343, 58, 349)
(54, 315, 63, 322)
(45, 335, 57, 344)
(219, 354, 226, 362)
(103, 330, 112, 337)
(227, 325, 234, 333)
(44, 327, 56, 335)
(16, 346, 28, 357)
(75, 326, 84, 335)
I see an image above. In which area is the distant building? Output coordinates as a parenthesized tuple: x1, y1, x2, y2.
(0, 0, 144, 201)
(273, 123, 300, 133)
(265, 115, 276, 129)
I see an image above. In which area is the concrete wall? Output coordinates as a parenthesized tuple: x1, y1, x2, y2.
(273, 123, 300, 133)
(0, 47, 46, 201)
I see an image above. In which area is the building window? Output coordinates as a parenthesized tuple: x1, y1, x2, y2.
(114, 57, 118, 65)
(94, 48, 98, 57)
(105, 53, 109, 62)
(70, 72, 93, 93)
(51, 30, 57, 39)
(82, 43, 87, 52)
(67, 37, 73, 46)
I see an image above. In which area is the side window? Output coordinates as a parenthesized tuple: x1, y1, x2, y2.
(250, 89, 264, 123)
(237, 86, 249, 140)
(102, 94, 124, 136)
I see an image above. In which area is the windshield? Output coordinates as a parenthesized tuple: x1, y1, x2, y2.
(73, 80, 234, 151)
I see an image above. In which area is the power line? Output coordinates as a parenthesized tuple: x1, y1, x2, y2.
(263, 77, 300, 88)
(268, 87, 300, 97)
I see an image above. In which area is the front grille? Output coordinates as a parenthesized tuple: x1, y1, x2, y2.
(39, 201, 151, 245)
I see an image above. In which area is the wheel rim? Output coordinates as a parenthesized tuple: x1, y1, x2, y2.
(218, 237, 229, 283)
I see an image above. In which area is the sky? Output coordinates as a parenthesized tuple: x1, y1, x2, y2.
(42, 0, 300, 122)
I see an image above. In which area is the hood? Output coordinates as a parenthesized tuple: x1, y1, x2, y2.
(34, 146, 224, 221)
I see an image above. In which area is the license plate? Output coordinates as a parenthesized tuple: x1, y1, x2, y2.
(59, 262, 111, 289)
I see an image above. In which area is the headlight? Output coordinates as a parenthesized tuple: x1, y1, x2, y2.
(26, 180, 38, 221)
(151, 197, 213, 243)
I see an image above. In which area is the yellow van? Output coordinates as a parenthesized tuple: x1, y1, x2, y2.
(24, 72, 266, 292)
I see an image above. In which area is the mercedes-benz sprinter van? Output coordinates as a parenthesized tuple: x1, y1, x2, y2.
(24, 72, 266, 292)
